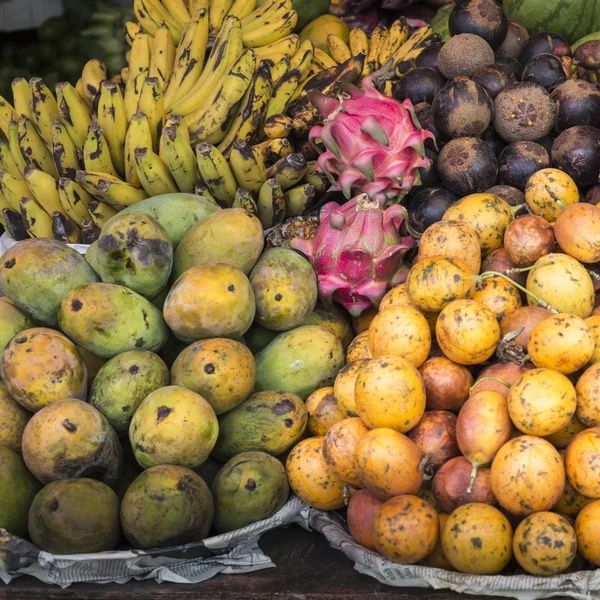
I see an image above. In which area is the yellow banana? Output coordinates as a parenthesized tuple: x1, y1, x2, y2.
(218, 61, 273, 157)
(189, 0, 209, 15)
(256, 177, 285, 228)
(163, 10, 209, 110)
(149, 24, 176, 93)
(124, 21, 142, 46)
(304, 162, 329, 196)
(110, 74, 126, 95)
(266, 68, 300, 119)
(253, 136, 292, 165)
(94, 179, 149, 208)
(76, 78, 91, 109)
(291, 107, 319, 139)
(135, 146, 178, 196)
(383, 80, 394, 97)
(232, 186, 258, 214)
(84, 122, 119, 178)
(380, 18, 409, 65)
(20, 197, 53, 238)
(242, 8, 297, 48)
(0, 96, 13, 138)
(125, 32, 151, 121)
(229, 139, 266, 193)
(11, 78, 33, 121)
(194, 181, 217, 203)
(366, 24, 389, 71)
(7, 120, 28, 177)
(0, 139, 24, 180)
(266, 152, 307, 189)
(97, 80, 128, 175)
(55, 82, 92, 152)
(87, 199, 118, 228)
(162, 0, 191, 25)
(51, 119, 81, 179)
(241, 0, 289, 31)
(23, 166, 64, 215)
(29, 78, 60, 149)
(210, 0, 233, 33)
(285, 182, 315, 216)
(81, 219, 101, 244)
(52, 212, 82, 243)
(121, 67, 129, 84)
(168, 15, 243, 117)
(263, 113, 292, 139)
(327, 34, 352, 65)
(124, 111, 153, 188)
(59, 177, 94, 226)
(0, 171, 33, 211)
(137, 77, 164, 152)
(254, 34, 299, 63)
(161, 115, 199, 193)
(135, 0, 183, 43)
(81, 60, 107, 108)
(290, 40, 313, 82)
(270, 56, 290, 84)
(313, 48, 337, 70)
(196, 142, 238, 207)
(187, 49, 256, 145)
(392, 25, 434, 74)
(349, 28, 369, 57)
(17, 116, 58, 178)
(134, 0, 159, 36)
(229, 0, 256, 20)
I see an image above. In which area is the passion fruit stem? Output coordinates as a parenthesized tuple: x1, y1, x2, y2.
(469, 376, 511, 393)
(418, 454, 430, 472)
(511, 204, 527, 215)
(587, 269, 600, 281)
(477, 269, 558, 313)
(467, 463, 478, 494)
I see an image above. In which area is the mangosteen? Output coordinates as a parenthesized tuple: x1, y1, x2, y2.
(494, 55, 523, 80)
(481, 126, 507, 156)
(472, 64, 515, 99)
(522, 54, 566, 91)
(585, 185, 600, 205)
(552, 79, 600, 132)
(414, 103, 449, 149)
(486, 185, 526, 208)
(493, 82, 555, 142)
(496, 21, 529, 59)
(535, 135, 555, 155)
(408, 187, 458, 234)
(419, 147, 440, 188)
(438, 137, 499, 196)
(551, 125, 600, 187)
(519, 32, 571, 66)
(432, 79, 494, 138)
(394, 68, 446, 106)
(437, 33, 495, 79)
(573, 40, 600, 72)
(415, 42, 443, 69)
(498, 141, 550, 190)
(448, 0, 508, 49)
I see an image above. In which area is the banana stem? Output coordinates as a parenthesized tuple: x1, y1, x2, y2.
(467, 463, 478, 494)
(470, 377, 511, 394)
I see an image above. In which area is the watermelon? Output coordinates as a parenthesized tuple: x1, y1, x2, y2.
(503, 0, 600, 44)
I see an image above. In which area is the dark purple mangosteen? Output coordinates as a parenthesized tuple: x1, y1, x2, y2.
(394, 67, 446, 106)
(521, 53, 566, 91)
(408, 187, 459, 234)
(472, 64, 515, 99)
(496, 20, 529, 59)
(448, 0, 508, 49)
(551, 126, 600, 187)
(552, 79, 600, 132)
(494, 55, 523, 80)
(585, 185, 600, 205)
(481, 127, 507, 156)
(486, 185, 526, 209)
(498, 141, 550, 190)
(519, 32, 571, 65)
(415, 42, 444, 70)
(414, 103, 449, 149)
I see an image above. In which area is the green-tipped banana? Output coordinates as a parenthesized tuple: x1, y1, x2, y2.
(161, 116, 199, 193)
(256, 177, 285, 229)
(266, 153, 307, 190)
(196, 142, 238, 207)
(229, 139, 267, 194)
(134, 146, 179, 197)
(232, 186, 258, 215)
(284, 182, 315, 216)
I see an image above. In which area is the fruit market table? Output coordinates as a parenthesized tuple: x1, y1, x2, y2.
(0, 525, 571, 600)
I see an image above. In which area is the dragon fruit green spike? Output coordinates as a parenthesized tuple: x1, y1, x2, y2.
(291, 194, 415, 317)
(308, 79, 434, 204)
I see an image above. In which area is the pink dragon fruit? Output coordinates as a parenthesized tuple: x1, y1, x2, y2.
(308, 78, 434, 204)
(291, 194, 415, 316)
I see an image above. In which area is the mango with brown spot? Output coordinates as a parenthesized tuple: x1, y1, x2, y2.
(212, 390, 307, 462)
(90, 350, 170, 433)
(130, 385, 218, 469)
(171, 339, 255, 415)
(0, 382, 28, 453)
(59, 282, 169, 358)
(513, 511, 577, 575)
(508, 369, 577, 436)
(436, 299, 500, 365)
(354, 357, 426, 432)
(0, 239, 98, 326)
(306, 387, 345, 436)
(1, 328, 87, 412)
(491, 436, 565, 516)
(346, 331, 371, 362)
(96, 212, 173, 300)
(250, 248, 317, 332)
(302, 304, 353, 350)
(164, 264, 255, 343)
(0, 297, 34, 351)
(322, 417, 369, 487)
(120, 465, 213, 549)
(333, 360, 369, 418)
(22, 398, 122, 486)
(355, 428, 423, 499)
(442, 503, 513, 574)
(372, 495, 439, 564)
(286, 436, 345, 510)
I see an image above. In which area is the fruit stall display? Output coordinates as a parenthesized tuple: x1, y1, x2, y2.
(5, 0, 600, 591)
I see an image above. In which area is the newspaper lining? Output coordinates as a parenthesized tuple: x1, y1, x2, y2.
(1, 496, 307, 587)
